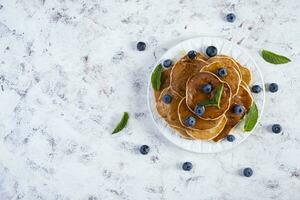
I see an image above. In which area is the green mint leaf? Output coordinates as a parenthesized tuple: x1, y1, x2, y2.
(151, 64, 163, 91)
(112, 112, 129, 134)
(199, 84, 224, 108)
(261, 49, 291, 64)
(244, 103, 258, 132)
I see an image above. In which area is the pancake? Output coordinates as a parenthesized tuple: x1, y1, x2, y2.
(186, 116, 227, 140)
(208, 56, 242, 77)
(170, 58, 208, 97)
(201, 61, 241, 96)
(213, 84, 253, 142)
(186, 72, 232, 120)
(177, 98, 223, 131)
(154, 68, 171, 100)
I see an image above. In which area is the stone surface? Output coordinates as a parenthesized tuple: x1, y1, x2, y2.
(0, 0, 300, 199)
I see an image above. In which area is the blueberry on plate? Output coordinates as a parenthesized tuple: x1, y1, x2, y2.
(217, 68, 227, 77)
(187, 50, 197, 59)
(226, 135, 235, 142)
(233, 104, 245, 115)
(269, 83, 278, 93)
(184, 116, 196, 127)
(272, 124, 282, 134)
(162, 59, 173, 68)
(202, 83, 212, 94)
(137, 41, 146, 51)
(162, 94, 172, 104)
(139, 145, 150, 155)
(206, 46, 218, 57)
(182, 162, 193, 171)
(226, 13, 236, 23)
(243, 168, 253, 177)
(194, 105, 205, 117)
(251, 85, 262, 93)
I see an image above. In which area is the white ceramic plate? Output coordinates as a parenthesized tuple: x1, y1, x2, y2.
(147, 37, 265, 153)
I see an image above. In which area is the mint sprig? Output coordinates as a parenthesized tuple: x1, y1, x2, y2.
(112, 112, 129, 134)
(261, 49, 291, 64)
(151, 64, 163, 91)
(244, 103, 258, 132)
(198, 83, 224, 109)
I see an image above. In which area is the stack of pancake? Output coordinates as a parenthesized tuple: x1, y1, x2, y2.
(155, 52, 254, 142)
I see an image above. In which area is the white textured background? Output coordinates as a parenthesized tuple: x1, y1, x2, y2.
(0, 0, 299, 199)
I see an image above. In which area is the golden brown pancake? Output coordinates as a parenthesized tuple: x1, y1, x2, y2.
(170, 58, 208, 97)
(154, 68, 171, 100)
(201, 61, 241, 96)
(208, 56, 242, 76)
(186, 116, 227, 140)
(186, 72, 232, 120)
(177, 98, 223, 130)
(213, 85, 253, 142)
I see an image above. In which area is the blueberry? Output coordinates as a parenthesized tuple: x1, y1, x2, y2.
(233, 105, 245, 115)
(162, 94, 172, 104)
(226, 13, 236, 23)
(269, 83, 278, 93)
(194, 105, 205, 117)
(137, 41, 146, 51)
(182, 162, 193, 171)
(184, 116, 196, 127)
(202, 84, 212, 94)
(226, 135, 235, 142)
(206, 46, 218, 57)
(251, 85, 262, 93)
(272, 124, 282, 134)
(139, 145, 150, 155)
(217, 68, 227, 77)
(187, 50, 197, 59)
(243, 168, 253, 177)
(162, 59, 173, 68)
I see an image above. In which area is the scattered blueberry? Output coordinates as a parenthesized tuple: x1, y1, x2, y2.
(251, 85, 262, 93)
(226, 135, 235, 142)
(272, 124, 282, 134)
(184, 116, 196, 127)
(182, 162, 193, 171)
(206, 46, 218, 57)
(217, 68, 227, 77)
(139, 145, 150, 155)
(187, 50, 197, 59)
(194, 105, 205, 117)
(137, 41, 146, 51)
(226, 13, 236, 23)
(162, 94, 172, 104)
(162, 59, 173, 68)
(243, 168, 253, 177)
(202, 84, 212, 94)
(233, 105, 245, 115)
(269, 83, 278, 93)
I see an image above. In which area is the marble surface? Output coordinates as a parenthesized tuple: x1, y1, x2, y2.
(0, 0, 300, 199)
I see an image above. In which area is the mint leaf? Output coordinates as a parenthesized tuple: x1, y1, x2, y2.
(199, 84, 224, 108)
(261, 49, 291, 64)
(151, 64, 163, 91)
(112, 112, 129, 134)
(244, 103, 258, 132)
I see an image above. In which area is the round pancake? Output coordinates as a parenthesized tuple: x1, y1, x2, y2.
(170, 58, 208, 97)
(154, 68, 171, 100)
(201, 61, 241, 96)
(208, 56, 242, 77)
(186, 72, 232, 120)
(177, 98, 223, 131)
(213, 84, 253, 142)
(171, 125, 192, 139)
(186, 116, 227, 140)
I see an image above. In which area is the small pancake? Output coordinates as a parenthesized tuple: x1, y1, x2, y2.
(178, 98, 223, 131)
(170, 58, 208, 97)
(208, 56, 242, 77)
(186, 72, 232, 120)
(186, 116, 227, 140)
(213, 85, 253, 142)
(238, 63, 252, 85)
(154, 68, 171, 100)
(201, 61, 241, 96)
